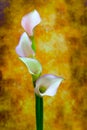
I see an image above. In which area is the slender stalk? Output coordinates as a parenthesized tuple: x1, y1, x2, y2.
(31, 35, 43, 130)
(33, 80, 43, 130)
(35, 95, 43, 130)
(31, 35, 36, 52)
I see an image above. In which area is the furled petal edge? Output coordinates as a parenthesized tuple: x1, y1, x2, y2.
(21, 10, 41, 36)
(35, 74, 63, 97)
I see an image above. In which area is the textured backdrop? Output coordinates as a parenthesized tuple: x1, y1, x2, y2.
(0, 0, 87, 130)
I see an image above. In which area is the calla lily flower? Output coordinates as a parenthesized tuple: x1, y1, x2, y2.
(35, 74, 63, 97)
(19, 57, 42, 76)
(21, 10, 41, 36)
(16, 32, 35, 57)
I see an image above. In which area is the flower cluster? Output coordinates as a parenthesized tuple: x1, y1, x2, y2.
(16, 10, 63, 97)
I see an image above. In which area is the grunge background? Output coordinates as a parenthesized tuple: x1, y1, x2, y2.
(0, 0, 87, 130)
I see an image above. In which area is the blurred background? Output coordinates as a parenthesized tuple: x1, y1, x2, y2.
(0, 0, 87, 130)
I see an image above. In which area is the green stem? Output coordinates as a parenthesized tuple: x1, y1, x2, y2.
(31, 33, 43, 130)
(31, 36, 36, 52)
(33, 80, 43, 130)
(35, 95, 43, 130)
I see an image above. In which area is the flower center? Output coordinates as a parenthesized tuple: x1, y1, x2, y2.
(39, 86, 46, 93)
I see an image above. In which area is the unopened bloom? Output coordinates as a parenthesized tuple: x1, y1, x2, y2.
(21, 10, 41, 36)
(35, 74, 63, 97)
(16, 32, 35, 57)
(19, 57, 42, 76)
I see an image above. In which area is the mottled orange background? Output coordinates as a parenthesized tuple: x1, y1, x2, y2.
(0, 0, 87, 130)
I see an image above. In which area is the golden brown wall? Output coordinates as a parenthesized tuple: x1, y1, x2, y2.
(0, 0, 87, 130)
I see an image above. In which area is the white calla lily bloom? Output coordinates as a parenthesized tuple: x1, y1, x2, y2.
(21, 10, 41, 36)
(16, 32, 35, 57)
(35, 74, 63, 97)
(19, 57, 42, 76)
